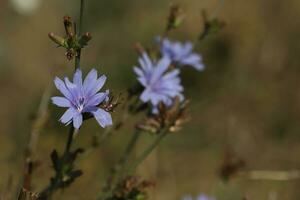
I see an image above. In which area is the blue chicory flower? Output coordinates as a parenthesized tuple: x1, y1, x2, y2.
(52, 68, 113, 129)
(133, 52, 184, 113)
(157, 37, 204, 71)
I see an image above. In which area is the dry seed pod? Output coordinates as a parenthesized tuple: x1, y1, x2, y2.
(136, 97, 189, 134)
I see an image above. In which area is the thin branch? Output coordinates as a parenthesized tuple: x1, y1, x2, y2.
(22, 85, 52, 190)
(126, 130, 168, 174)
(238, 170, 300, 181)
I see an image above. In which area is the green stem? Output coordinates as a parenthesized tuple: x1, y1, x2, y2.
(39, 127, 77, 200)
(21, 85, 52, 191)
(39, 1, 85, 199)
(98, 130, 141, 200)
(75, 0, 85, 70)
(75, 50, 81, 70)
(78, 0, 85, 36)
(65, 126, 75, 154)
(98, 129, 168, 200)
(127, 130, 168, 174)
(118, 131, 141, 166)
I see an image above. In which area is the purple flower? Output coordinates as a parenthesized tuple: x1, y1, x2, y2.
(157, 37, 204, 71)
(134, 52, 184, 113)
(52, 68, 113, 129)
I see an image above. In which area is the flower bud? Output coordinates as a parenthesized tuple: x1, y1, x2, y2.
(99, 92, 120, 113)
(166, 4, 185, 31)
(48, 32, 66, 47)
(65, 49, 76, 60)
(136, 97, 189, 134)
(199, 11, 226, 41)
(133, 43, 145, 55)
(78, 32, 92, 47)
(63, 15, 75, 39)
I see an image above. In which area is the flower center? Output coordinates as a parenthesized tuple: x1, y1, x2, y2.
(76, 97, 85, 112)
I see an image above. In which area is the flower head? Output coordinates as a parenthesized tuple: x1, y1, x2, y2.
(52, 68, 113, 129)
(157, 37, 204, 71)
(133, 52, 184, 113)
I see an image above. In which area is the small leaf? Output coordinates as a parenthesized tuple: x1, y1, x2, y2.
(50, 150, 59, 171)
(48, 33, 66, 47)
(69, 170, 83, 179)
(68, 148, 84, 162)
(63, 16, 75, 39)
(199, 11, 226, 41)
(63, 170, 83, 186)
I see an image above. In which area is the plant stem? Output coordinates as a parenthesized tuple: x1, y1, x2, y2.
(39, 1, 85, 199)
(22, 85, 52, 191)
(239, 170, 300, 181)
(75, 0, 85, 70)
(98, 130, 141, 200)
(98, 129, 168, 200)
(127, 130, 168, 174)
(79, 0, 85, 36)
(75, 50, 81, 70)
(118, 131, 141, 166)
(39, 126, 77, 200)
(112, 130, 141, 187)
(65, 126, 75, 154)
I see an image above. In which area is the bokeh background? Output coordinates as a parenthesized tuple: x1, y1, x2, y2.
(1, 0, 300, 199)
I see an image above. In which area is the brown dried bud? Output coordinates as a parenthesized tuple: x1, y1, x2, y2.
(136, 97, 189, 134)
(99, 93, 121, 113)
(49, 15, 93, 61)
(63, 15, 75, 39)
(133, 43, 145, 55)
(48, 32, 66, 47)
(113, 176, 154, 199)
(65, 49, 76, 61)
(18, 188, 39, 200)
(79, 32, 92, 47)
(219, 151, 246, 181)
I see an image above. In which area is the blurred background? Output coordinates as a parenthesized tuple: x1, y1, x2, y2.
(1, 0, 300, 199)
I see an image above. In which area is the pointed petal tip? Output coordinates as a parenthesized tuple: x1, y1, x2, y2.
(53, 76, 62, 84)
(51, 96, 71, 107)
(92, 108, 113, 128)
(90, 68, 97, 74)
(100, 74, 107, 81)
(73, 114, 83, 129)
(195, 64, 205, 71)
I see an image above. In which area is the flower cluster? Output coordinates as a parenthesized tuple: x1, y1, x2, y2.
(39, 3, 220, 200)
(52, 69, 113, 129)
(134, 37, 204, 114)
(48, 16, 92, 60)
